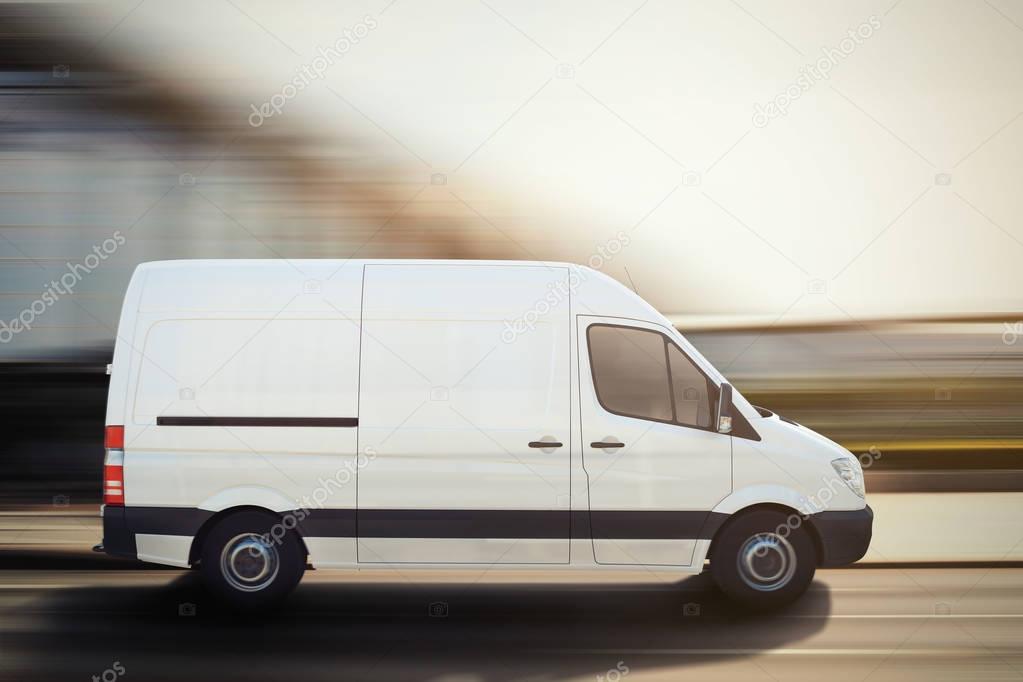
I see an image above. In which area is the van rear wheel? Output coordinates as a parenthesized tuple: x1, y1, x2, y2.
(199, 511, 305, 610)
(710, 509, 816, 609)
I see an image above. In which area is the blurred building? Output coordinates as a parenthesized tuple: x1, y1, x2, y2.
(0, 3, 482, 360)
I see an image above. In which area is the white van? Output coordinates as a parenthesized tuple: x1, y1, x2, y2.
(98, 259, 871, 609)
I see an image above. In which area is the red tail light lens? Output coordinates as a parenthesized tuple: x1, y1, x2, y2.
(104, 425, 124, 449)
(104, 425, 124, 506)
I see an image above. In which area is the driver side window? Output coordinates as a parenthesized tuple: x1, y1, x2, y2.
(587, 324, 715, 429)
(667, 342, 714, 428)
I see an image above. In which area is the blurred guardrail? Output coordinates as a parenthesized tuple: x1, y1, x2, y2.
(690, 319, 1023, 495)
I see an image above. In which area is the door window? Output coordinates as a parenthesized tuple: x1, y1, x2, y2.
(587, 324, 715, 429)
(667, 343, 713, 428)
(587, 325, 672, 421)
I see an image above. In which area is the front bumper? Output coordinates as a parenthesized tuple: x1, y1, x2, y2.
(100, 504, 137, 559)
(810, 505, 873, 567)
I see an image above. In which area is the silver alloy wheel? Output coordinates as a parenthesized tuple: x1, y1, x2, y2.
(736, 532, 798, 592)
(220, 533, 279, 592)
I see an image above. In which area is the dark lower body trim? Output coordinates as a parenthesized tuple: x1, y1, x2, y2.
(102, 507, 730, 552)
(810, 505, 873, 567)
(102, 505, 873, 569)
(101, 506, 137, 559)
(357, 510, 727, 539)
(590, 510, 729, 540)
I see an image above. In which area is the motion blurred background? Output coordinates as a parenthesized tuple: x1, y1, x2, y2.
(1, 0, 1022, 562)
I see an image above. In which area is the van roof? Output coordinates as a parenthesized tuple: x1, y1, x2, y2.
(136, 258, 583, 270)
(130, 258, 671, 330)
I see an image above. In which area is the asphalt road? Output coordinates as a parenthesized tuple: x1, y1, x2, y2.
(1, 554, 1022, 681)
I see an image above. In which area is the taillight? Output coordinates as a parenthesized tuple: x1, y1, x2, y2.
(104, 425, 125, 506)
(105, 425, 124, 449)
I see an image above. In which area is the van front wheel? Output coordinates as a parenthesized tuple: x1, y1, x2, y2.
(710, 510, 816, 609)
(199, 511, 305, 610)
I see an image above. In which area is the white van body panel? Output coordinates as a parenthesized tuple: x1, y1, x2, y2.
(135, 534, 192, 568)
(104, 266, 146, 426)
(120, 260, 363, 522)
(357, 263, 573, 564)
(302, 537, 357, 566)
(722, 419, 865, 514)
(101, 259, 869, 575)
(712, 483, 815, 517)
(198, 486, 299, 514)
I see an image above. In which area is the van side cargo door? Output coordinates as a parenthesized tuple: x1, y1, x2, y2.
(357, 264, 573, 564)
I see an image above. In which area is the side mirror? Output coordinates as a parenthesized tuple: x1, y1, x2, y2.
(717, 383, 733, 434)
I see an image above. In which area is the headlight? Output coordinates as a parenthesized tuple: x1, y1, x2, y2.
(831, 457, 865, 497)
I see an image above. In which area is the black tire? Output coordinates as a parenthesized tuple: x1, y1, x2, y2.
(199, 510, 305, 610)
(710, 509, 816, 610)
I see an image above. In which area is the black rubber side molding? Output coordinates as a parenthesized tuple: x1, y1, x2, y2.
(115, 506, 730, 541)
(156, 416, 358, 427)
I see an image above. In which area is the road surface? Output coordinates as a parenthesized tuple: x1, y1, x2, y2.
(1, 548, 1022, 681)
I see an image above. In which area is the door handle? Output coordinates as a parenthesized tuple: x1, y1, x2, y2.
(591, 440, 625, 449)
(528, 440, 564, 449)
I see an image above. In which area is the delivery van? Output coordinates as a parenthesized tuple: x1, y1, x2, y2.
(98, 259, 872, 610)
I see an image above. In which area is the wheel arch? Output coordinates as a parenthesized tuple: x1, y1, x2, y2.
(707, 502, 824, 566)
(188, 505, 309, 566)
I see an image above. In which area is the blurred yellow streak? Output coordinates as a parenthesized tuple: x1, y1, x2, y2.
(843, 439, 1023, 452)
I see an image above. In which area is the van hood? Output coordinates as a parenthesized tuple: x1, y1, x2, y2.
(753, 405, 854, 462)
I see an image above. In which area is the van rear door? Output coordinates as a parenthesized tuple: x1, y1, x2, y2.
(357, 264, 572, 564)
